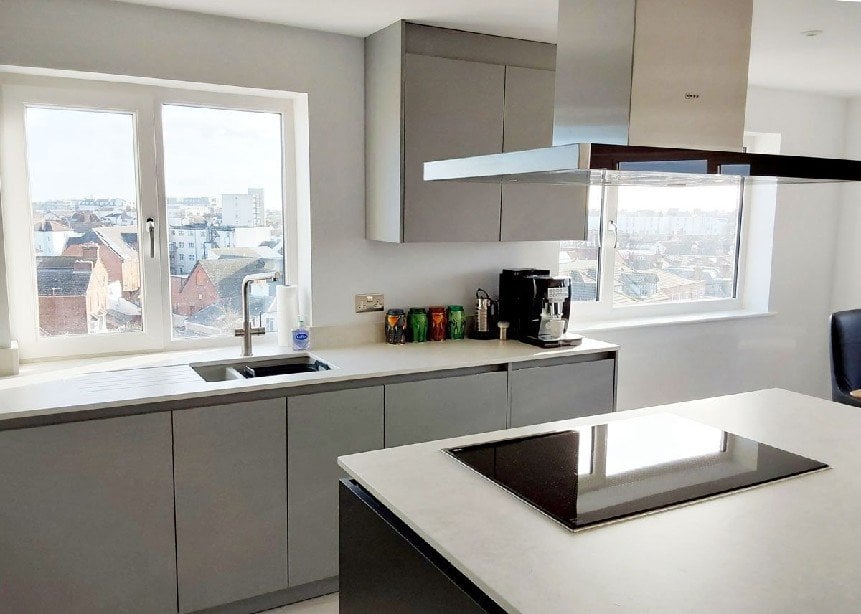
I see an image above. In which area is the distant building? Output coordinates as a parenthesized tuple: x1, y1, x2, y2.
(74, 198, 129, 211)
(33, 220, 76, 256)
(100, 211, 137, 226)
(169, 224, 272, 275)
(616, 268, 706, 303)
(65, 226, 141, 299)
(221, 188, 264, 227)
(67, 211, 104, 232)
(167, 196, 214, 206)
(37, 250, 110, 335)
(171, 257, 276, 336)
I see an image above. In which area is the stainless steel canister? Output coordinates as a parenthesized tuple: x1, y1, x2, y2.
(475, 288, 492, 334)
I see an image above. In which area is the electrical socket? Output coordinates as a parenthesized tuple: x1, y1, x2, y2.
(355, 293, 385, 313)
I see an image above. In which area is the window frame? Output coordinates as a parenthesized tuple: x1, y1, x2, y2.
(0, 74, 302, 360)
(564, 166, 762, 325)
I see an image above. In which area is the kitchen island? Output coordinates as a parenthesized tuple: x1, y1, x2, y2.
(338, 389, 860, 613)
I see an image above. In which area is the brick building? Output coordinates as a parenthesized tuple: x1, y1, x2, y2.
(65, 226, 140, 300)
(37, 247, 110, 336)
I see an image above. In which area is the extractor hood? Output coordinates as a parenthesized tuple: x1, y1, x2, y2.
(425, 0, 861, 186)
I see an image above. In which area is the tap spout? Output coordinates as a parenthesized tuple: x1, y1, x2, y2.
(236, 271, 281, 357)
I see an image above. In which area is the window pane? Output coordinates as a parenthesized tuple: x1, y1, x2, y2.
(559, 186, 602, 302)
(611, 184, 742, 306)
(25, 107, 142, 337)
(162, 105, 284, 338)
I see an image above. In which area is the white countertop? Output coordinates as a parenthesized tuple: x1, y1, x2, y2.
(0, 337, 617, 423)
(338, 389, 861, 614)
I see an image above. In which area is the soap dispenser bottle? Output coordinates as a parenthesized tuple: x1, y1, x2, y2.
(292, 317, 310, 351)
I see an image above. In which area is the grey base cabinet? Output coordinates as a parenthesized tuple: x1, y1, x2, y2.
(0, 413, 176, 614)
(173, 399, 287, 613)
(385, 371, 509, 447)
(287, 387, 384, 587)
(510, 359, 616, 428)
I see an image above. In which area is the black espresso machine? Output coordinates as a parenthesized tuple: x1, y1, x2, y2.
(499, 269, 574, 348)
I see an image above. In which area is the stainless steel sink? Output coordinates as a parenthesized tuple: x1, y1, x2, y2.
(191, 353, 333, 382)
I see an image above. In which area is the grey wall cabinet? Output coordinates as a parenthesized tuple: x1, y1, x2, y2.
(403, 53, 505, 242)
(173, 399, 287, 613)
(502, 65, 555, 153)
(385, 371, 509, 447)
(510, 359, 616, 428)
(499, 64, 589, 242)
(366, 21, 580, 243)
(287, 387, 384, 587)
(0, 413, 176, 614)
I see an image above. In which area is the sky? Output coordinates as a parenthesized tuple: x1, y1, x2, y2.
(25, 104, 284, 211)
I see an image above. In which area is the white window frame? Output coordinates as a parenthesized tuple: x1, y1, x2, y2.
(563, 133, 779, 326)
(0, 73, 306, 360)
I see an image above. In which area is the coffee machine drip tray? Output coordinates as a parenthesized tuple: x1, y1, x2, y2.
(523, 332, 584, 348)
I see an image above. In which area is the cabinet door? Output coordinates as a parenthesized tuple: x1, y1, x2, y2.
(385, 371, 508, 447)
(0, 414, 176, 614)
(403, 53, 504, 242)
(287, 387, 384, 587)
(503, 65, 555, 153)
(500, 182, 589, 242)
(174, 399, 287, 613)
(500, 65, 589, 242)
(510, 359, 615, 428)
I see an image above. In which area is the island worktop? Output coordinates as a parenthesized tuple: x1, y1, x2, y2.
(338, 389, 861, 613)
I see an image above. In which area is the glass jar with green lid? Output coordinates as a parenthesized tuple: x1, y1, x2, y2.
(447, 305, 465, 340)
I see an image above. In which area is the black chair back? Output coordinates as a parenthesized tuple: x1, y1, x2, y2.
(831, 309, 861, 404)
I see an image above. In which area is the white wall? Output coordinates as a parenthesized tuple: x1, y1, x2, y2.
(0, 1, 852, 410)
(831, 97, 861, 312)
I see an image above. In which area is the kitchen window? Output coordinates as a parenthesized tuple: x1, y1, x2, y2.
(0, 75, 305, 359)
(559, 148, 772, 324)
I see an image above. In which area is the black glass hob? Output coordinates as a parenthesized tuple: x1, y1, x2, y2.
(446, 413, 828, 531)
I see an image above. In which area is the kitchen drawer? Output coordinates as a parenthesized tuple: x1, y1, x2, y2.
(510, 358, 615, 427)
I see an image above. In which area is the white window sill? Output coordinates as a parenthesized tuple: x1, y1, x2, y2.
(573, 309, 776, 333)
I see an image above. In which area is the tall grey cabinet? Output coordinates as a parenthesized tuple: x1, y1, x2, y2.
(366, 21, 588, 243)
(0, 414, 176, 614)
(287, 387, 384, 587)
(173, 399, 288, 613)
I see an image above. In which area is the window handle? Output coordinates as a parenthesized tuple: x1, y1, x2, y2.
(146, 218, 156, 258)
(607, 219, 618, 249)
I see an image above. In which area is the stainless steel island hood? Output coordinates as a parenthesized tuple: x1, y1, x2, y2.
(425, 0, 861, 186)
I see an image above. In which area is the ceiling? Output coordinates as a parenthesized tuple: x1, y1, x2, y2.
(111, 0, 861, 97)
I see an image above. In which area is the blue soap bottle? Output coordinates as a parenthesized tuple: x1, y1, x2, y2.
(292, 317, 310, 351)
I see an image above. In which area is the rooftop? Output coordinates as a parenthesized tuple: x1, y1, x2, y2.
(37, 257, 94, 296)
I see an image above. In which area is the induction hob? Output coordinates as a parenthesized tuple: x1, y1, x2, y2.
(446, 413, 828, 531)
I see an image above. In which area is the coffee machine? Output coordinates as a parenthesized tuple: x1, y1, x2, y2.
(499, 270, 574, 348)
(498, 268, 550, 339)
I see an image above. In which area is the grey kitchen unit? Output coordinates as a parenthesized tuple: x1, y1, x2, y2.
(0, 346, 617, 613)
(173, 399, 287, 613)
(510, 357, 617, 428)
(0, 413, 176, 614)
(385, 370, 509, 447)
(287, 387, 384, 587)
(365, 21, 588, 243)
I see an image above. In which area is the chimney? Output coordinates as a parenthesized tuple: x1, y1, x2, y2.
(73, 260, 94, 272)
(81, 244, 99, 262)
